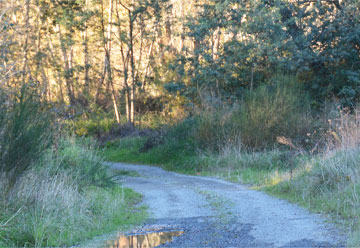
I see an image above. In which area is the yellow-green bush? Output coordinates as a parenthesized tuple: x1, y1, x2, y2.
(70, 118, 116, 137)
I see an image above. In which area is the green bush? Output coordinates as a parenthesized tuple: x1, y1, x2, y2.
(194, 74, 315, 150)
(103, 120, 199, 172)
(236, 74, 313, 148)
(0, 85, 53, 188)
(54, 138, 115, 189)
(271, 112, 360, 246)
(70, 118, 116, 137)
(194, 105, 241, 151)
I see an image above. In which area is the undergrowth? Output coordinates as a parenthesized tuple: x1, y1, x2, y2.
(0, 138, 146, 247)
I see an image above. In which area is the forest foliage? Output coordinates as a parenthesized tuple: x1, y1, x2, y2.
(1, 0, 359, 124)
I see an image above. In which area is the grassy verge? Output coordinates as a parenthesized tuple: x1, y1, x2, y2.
(193, 150, 359, 246)
(0, 138, 147, 247)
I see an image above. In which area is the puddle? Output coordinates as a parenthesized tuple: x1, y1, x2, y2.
(106, 230, 184, 248)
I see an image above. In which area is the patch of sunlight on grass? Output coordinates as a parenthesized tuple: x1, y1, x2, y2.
(267, 171, 284, 186)
(267, 170, 292, 187)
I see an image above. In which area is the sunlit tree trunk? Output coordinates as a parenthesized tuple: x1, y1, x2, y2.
(33, 3, 49, 100)
(107, 0, 121, 123)
(129, 9, 135, 124)
(21, 0, 31, 83)
(116, 0, 130, 122)
(119, 1, 136, 124)
(47, 32, 64, 104)
(57, 24, 76, 107)
(94, 1, 107, 106)
(83, 0, 90, 98)
(180, 0, 185, 52)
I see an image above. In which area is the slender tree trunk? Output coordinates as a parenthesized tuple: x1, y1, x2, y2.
(129, 10, 135, 124)
(83, 0, 90, 98)
(142, 40, 154, 89)
(250, 66, 254, 92)
(94, 56, 106, 105)
(125, 85, 130, 122)
(34, 5, 49, 99)
(123, 61, 131, 122)
(21, 0, 30, 83)
(107, 0, 120, 123)
(47, 32, 64, 104)
(116, 0, 131, 123)
(57, 24, 75, 107)
(34, 4, 42, 82)
(180, 0, 185, 52)
(94, 1, 107, 105)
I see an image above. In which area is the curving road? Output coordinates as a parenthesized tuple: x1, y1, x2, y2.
(109, 162, 345, 248)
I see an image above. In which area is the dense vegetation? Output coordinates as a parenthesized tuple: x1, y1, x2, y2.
(1, 0, 360, 246)
(0, 89, 146, 247)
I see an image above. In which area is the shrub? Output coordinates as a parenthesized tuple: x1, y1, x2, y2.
(236, 74, 313, 148)
(70, 118, 116, 137)
(54, 137, 115, 189)
(0, 85, 53, 188)
(193, 74, 315, 150)
(194, 105, 241, 151)
(291, 107, 360, 197)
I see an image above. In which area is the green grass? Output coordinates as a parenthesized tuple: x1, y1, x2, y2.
(0, 182, 147, 247)
(78, 187, 147, 245)
(104, 136, 198, 174)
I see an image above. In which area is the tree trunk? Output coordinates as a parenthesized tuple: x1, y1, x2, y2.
(21, 0, 30, 83)
(250, 66, 254, 92)
(129, 10, 135, 124)
(57, 24, 75, 107)
(107, 0, 120, 123)
(83, 0, 90, 98)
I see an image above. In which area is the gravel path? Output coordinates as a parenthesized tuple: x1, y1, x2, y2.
(109, 162, 345, 248)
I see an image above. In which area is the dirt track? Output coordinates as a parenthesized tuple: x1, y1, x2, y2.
(110, 162, 345, 247)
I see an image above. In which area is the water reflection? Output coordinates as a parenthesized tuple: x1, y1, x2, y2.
(107, 231, 184, 248)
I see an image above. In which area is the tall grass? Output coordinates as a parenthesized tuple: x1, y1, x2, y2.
(56, 138, 115, 189)
(0, 138, 145, 247)
(270, 107, 360, 246)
